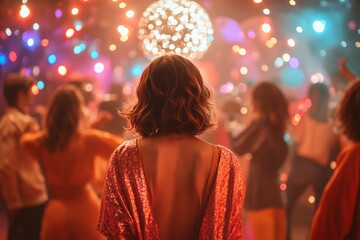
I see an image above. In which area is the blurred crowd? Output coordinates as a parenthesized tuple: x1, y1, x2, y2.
(0, 56, 359, 240)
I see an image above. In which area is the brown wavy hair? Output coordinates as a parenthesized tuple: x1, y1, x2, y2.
(122, 54, 214, 137)
(252, 81, 289, 134)
(44, 85, 84, 152)
(338, 80, 360, 142)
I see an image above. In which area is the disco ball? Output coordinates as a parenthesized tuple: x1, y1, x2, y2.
(138, 0, 214, 60)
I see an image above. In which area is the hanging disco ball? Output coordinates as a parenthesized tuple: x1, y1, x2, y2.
(138, 0, 214, 60)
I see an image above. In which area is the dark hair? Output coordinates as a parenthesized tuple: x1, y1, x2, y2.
(338, 81, 360, 142)
(44, 85, 84, 152)
(308, 82, 330, 122)
(122, 54, 214, 137)
(252, 81, 289, 133)
(3, 73, 35, 107)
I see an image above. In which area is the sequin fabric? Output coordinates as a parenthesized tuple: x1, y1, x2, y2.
(98, 139, 246, 240)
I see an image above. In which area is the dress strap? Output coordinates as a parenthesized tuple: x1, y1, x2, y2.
(197, 145, 219, 233)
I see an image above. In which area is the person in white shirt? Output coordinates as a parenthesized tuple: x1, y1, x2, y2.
(0, 73, 48, 240)
(285, 82, 339, 240)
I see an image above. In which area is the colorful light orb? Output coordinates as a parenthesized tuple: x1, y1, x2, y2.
(215, 17, 244, 43)
(119, 2, 126, 8)
(90, 51, 99, 59)
(240, 66, 248, 75)
(126, 10, 135, 18)
(33, 23, 40, 30)
(313, 20, 326, 33)
(19, 4, 30, 18)
(0, 52, 6, 65)
(310, 72, 324, 83)
(117, 25, 129, 35)
(289, 0, 296, 6)
(138, 0, 214, 60)
(263, 8, 270, 15)
(74, 20, 83, 31)
(109, 44, 117, 51)
(296, 26, 303, 33)
(58, 65, 67, 76)
(282, 53, 290, 62)
(289, 57, 299, 69)
(120, 35, 129, 42)
(274, 57, 284, 68)
(261, 23, 271, 33)
(22, 30, 40, 49)
(41, 39, 49, 47)
(66, 28, 75, 38)
(348, 20, 356, 30)
(287, 38, 295, 47)
(31, 85, 39, 95)
(55, 9, 62, 18)
(131, 65, 143, 77)
(9, 51, 17, 62)
(71, 8, 79, 16)
(5, 28, 12, 36)
(74, 45, 82, 54)
(37, 80, 45, 90)
(239, 48, 246, 55)
(32, 66, 40, 76)
(261, 64, 268, 72)
(48, 54, 56, 64)
(220, 82, 234, 94)
(247, 30, 256, 39)
(94, 62, 104, 73)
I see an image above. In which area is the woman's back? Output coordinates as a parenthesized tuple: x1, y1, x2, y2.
(21, 128, 121, 240)
(139, 134, 214, 240)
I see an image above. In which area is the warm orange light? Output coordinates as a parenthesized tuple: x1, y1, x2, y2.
(41, 39, 49, 47)
(31, 85, 39, 95)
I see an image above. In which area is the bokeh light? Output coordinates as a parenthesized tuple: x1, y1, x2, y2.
(48, 54, 57, 64)
(313, 20, 326, 33)
(94, 62, 105, 73)
(19, 4, 30, 18)
(58, 65, 67, 76)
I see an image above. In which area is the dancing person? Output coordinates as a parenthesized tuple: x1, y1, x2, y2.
(0, 73, 48, 240)
(21, 84, 123, 240)
(286, 82, 339, 240)
(230, 81, 289, 240)
(98, 54, 246, 239)
(309, 80, 360, 240)
(338, 58, 358, 82)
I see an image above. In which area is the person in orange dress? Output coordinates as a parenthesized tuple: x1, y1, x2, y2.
(21, 84, 122, 240)
(98, 54, 246, 239)
(309, 80, 360, 240)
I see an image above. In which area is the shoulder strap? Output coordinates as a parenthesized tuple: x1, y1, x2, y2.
(197, 145, 219, 229)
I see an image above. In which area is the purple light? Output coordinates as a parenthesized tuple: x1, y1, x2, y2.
(55, 9, 62, 19)
(289, 57, 300, 69)
(248, 30, 256, 39)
